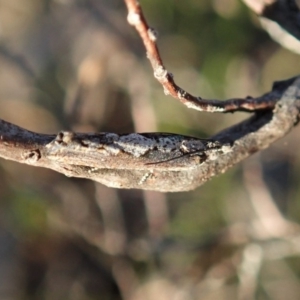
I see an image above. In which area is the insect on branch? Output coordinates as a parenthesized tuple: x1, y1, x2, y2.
(123, 0, 277, 113)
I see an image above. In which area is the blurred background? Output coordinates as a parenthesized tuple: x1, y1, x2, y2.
(0, 0, 300, 299)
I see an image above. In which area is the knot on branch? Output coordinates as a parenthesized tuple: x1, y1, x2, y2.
(22, 149, 41, 163)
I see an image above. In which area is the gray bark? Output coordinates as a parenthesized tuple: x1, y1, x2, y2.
(0, 77, 299, 192)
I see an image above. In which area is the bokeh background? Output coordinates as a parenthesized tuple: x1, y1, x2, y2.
(1, 0, 300, 299)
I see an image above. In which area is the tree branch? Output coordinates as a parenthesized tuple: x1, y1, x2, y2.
(244, 0, 300, 40)
(123, 0, 277, 112)
(0, 76, 299, 192)
(243, 0, 300, 54)
(0, 1, 299, 191)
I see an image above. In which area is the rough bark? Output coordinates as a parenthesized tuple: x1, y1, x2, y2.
(0, 0, 300, 192)
(0, 77, 299, 192)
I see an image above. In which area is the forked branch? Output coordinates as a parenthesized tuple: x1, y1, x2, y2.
(0, 0, 299, 191)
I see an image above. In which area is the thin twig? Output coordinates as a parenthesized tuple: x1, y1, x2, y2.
(123, 0, 276, 113)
